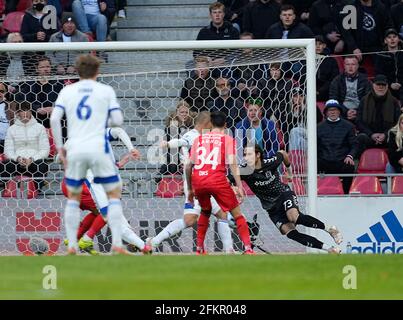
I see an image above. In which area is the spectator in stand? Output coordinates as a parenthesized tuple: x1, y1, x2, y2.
(0, 102, 49, 190)
(227, 32, 269, 98)
(308, 0, 346, 54)
(275, 87, 323, 150)
(196, 2, 240, 40)
(19, 55, 63, 129)
(375, 29, 403, 101)
(265, 4, 314, 40)
(317, 99, 358, 194)
(0, 82, 9, 153)
(218, 0, 249, 32)
(194, 2, 239, 74)
(235, 98, 279, 158)
(386, 113, 403, 173)
(0, 33, 26, 87)
(283, 0, 315, 24)
(72, 0, 115, 42)
(315, 35, 340, 102)
(242, 0, 280, 39)
(339, 0, 393, 63)
(329, 56, 371, 122)
(265, 4, 314, 82)
(257, 62, 293, 118)
(161, 100, 196, 175)
(391, 0, 403, 39)
(356, 74, 401, 152)
(207, 76, 245, 130)
(49, 12, 89, 75)
(20, 0, 58, 43)
(180, 56, 215, 112)
(19, 0, 58, 75)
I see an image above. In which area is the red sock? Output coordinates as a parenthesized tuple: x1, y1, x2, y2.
(235, 215, 252, 250)
(77, 212, 97, 239)
(86, 215, 107, 239)
(197, 213, 210, 249)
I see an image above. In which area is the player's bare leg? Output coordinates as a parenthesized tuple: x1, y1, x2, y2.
(229, 206, 254, 254)
(286, 208, 342, 252)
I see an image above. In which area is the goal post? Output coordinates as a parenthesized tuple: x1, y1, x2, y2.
(0, 39, 317, 255)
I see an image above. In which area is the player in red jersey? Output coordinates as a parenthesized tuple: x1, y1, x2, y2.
(186, 111, 255, 255)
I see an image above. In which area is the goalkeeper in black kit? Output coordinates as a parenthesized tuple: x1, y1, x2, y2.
(232, 145, 343, 254)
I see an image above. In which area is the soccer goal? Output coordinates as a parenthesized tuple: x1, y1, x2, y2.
(0, 39, 317, 255)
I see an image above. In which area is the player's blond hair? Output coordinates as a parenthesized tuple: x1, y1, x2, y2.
(75, 54, 100, 79)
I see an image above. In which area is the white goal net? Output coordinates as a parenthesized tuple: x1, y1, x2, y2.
(0, 40, 317, 255)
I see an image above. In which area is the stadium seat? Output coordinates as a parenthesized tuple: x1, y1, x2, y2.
(361, 56, 375, 79)
(46, 128, 56, 158)
(288, 150, 306, 175)
(0, 153, 6, 162)
(317, 176, 344, 195)
(16, 0, 32, 12)
(2, 11, 25, 33)
(155, 175, 183, 198)
(1, 176, 38, 199)
(391, 176, 403, 195)
(242, 180, 254, 196)
(349, 176, 383, 195)
(357, 148, 388, 174)
(2, 179, 17, 198)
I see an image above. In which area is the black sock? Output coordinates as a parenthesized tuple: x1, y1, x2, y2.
(286, 229, 323, 249)
(296, 214, 325, 229)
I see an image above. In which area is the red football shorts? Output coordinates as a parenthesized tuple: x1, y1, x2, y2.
(193, 180, 239, 213)
(61, 179, 97, 212)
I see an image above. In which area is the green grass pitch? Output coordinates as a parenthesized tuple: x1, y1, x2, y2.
(1, 254, 402, 300)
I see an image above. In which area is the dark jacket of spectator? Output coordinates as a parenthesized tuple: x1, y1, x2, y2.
(197, 21, 240, 40)
(180, 76, 216, 112)
(391, 2, 403, 38)
(375, 42, 403, 97)
(356, 89, 401, 137)
(19, 80, 64, 128)
(283, 0, 315, 19)
(339, 0, 394, 53)
(20, 8, 58, 43)
(219, 0, 249, 27)
(235, 116, 279, 157)
(329, 73, 371, 109)
(308, 0, 346, 45)
(257, 77, 294, 116)
(207, 97, 246, 129)
(265, 20, 314, 39)
(242, 0, 280, 39)
(387, 129, 403, 173)
(317, 55, 340, 101)
(317, 118, 359, 162)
